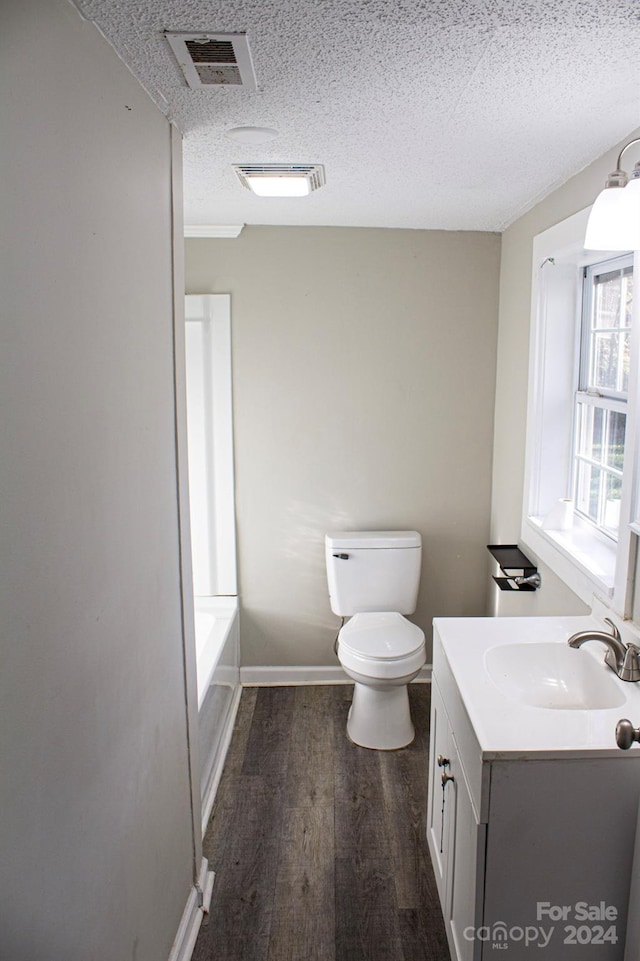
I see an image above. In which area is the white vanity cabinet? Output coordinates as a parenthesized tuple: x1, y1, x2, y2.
(427, 618, 640, 961)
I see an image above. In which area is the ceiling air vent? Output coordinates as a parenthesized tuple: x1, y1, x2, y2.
(233, 164, 326, 197)
(164, 32, 257, 90)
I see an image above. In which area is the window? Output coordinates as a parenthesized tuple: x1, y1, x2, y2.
(522, 207, 640, 611)
(573, 256, 633, 540)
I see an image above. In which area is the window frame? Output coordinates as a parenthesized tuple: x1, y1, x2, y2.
(572, 253, 633, 540)
(522, 207, 640, 615)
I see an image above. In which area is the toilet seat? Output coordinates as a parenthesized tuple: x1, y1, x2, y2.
(338, 612, 425, 680)
(339, 612, 424, 658)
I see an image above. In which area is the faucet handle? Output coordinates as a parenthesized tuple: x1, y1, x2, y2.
(616, 719, 640, 750)
(620, 645, 640, 682)
(604, 617, 621, 641)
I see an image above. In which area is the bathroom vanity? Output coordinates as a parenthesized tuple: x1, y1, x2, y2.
(427, 615, 640, 961)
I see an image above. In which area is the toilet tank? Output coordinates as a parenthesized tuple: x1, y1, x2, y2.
(325, 530, 422, 616)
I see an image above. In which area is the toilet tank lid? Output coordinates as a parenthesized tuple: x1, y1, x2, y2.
(325, 530, 421, 550)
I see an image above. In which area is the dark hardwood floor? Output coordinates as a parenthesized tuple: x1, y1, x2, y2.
(193, 684, 450, 961)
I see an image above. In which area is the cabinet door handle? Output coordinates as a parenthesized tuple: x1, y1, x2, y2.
(441, 771, 455, 786)
(616, 719, 640, 750)
(437, 755, 450, 768)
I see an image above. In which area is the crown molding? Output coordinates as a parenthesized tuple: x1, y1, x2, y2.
(184, 224, 244, 239)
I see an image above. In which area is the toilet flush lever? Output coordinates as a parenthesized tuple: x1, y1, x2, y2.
(333, 553, 350, 560)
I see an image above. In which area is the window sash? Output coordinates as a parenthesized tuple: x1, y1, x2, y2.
(579, 255, 633, 402)
(573, 254, 632, 543)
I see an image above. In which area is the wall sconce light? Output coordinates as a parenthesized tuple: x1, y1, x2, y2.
(585, 137, 640, 250)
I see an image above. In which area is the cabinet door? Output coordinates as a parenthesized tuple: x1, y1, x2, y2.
(448, 764, 485, 961)
(428, 678, 485, 961)
(426, 678, 456, 910)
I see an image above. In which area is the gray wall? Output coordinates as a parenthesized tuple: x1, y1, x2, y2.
(489, 129, 640, 616)
(187, 227, 501, 665)
(0, 1, 194, 958)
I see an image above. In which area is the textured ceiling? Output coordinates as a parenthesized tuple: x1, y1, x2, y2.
(76, 0, 640, 230)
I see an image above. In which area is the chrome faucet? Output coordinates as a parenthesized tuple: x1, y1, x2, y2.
(568, 617, 640, 682)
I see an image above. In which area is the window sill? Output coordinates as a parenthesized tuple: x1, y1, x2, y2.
(524, 515, 615, 602)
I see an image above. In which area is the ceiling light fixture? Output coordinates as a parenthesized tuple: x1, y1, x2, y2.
(585, 138, 640, 251)
(226, 126, 279, 145)
(233, 163, 326, 198)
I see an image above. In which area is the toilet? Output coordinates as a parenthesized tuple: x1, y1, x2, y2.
(325, 530, 426, 750)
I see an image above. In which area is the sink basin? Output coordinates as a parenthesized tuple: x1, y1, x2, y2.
(485, 642, 626, 710)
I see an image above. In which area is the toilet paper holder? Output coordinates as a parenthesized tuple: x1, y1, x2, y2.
(487, 544, 541, 592)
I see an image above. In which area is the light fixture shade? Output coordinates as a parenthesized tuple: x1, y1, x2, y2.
(585, 184, 640, 251)
(244, 175, 310, 197)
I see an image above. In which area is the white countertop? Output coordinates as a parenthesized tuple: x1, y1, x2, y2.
(433, 614, 640, 759)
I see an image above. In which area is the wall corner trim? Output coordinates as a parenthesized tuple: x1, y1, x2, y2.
(167, 858, 214, 961)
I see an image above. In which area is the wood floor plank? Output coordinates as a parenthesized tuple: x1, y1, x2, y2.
(241, 687, 296, 779)
(194, 890, 274, 961)
(408, 684, 431, 752)
(211, 775, 284, 875)
(389, 837, 443, 914)
(285, 686, 336, 807)
(199, 693, 290, 961)
(379, 750, 430, 908)
(398, 905, 451, 961)
(280, 803, 333, 852)
(218, 686, 258, 778)
(335, 857, 403, 961)
(267, 805, 335, 961)
(378, 746, 427, 805)
(216, 773, 283, 837)
(333, 709, 384, 804)
(333, 688, 389, 859)
(202, 688, 259, 859)
(195, 789, 280, 961)
(335, 791, 391, 860)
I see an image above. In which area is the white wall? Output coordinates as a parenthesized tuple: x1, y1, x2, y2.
(186, 227, 501, 665)
(489, 129, 640, 616)
(0, 1, 194, 958)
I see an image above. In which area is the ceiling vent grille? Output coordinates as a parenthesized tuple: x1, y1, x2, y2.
(233, 164, 326, 194)
(165, 32, 257, 89)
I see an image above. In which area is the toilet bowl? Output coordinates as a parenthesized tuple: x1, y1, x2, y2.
(325, 529, 425, 750)
(337, 611, 426, 750)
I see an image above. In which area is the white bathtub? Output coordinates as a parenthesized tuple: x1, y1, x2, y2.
(194, 596, 240, 834)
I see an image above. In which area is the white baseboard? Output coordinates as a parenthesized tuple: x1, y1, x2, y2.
(168, 857, 214, 961)
(239, 664, 432, 686)
(200, 683, 242, 836)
